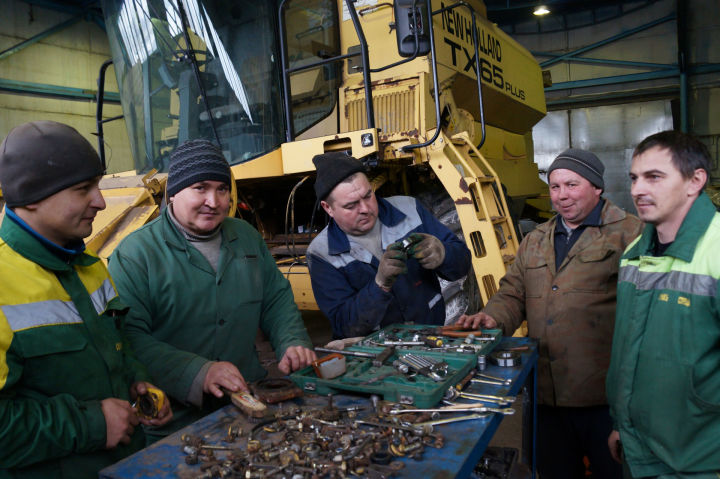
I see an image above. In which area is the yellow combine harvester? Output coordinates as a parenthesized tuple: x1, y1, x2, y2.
(89, 0, 548, 318)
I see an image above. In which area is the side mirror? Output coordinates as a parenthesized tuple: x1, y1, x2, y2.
(394, 0, 431, 57)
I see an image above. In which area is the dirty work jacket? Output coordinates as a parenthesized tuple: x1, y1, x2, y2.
(0, 215, 148, 479)
(307, 196, 471, 339)
(482, 199, 643, 406)
(109, 208, 312, 433)
(607, 192, 720, 477)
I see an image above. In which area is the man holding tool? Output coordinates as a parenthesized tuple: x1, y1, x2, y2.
(0, 121, 172, 479)
(109, 139, 315, 438)
(307, 152, 471, 339)
(458, 149, 643, 479)
(607, 131, 720, 477)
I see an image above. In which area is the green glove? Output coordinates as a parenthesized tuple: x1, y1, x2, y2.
(407, 233, 446, 270)
(375, 242, 408, 291)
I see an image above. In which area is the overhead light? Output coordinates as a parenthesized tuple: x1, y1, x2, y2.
(533, 5, 550, 15)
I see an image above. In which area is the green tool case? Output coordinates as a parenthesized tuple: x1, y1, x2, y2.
(290, 323, 501, 408)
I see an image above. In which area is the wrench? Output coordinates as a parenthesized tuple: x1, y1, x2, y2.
(389, 406, 515, 415)
(413, 413, 489, 428)
(444, 387, 515, 405)
(477, 373, 512, 385)
(470, 377, 507, 387)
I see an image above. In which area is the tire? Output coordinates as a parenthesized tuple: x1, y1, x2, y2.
(416, 189, 482, 325)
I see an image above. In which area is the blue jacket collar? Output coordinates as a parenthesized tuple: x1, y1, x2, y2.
(326, 196, 406, 255)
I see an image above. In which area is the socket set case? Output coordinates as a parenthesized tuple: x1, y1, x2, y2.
(361, 323, 503, 356)
(290, 346, 477, 407)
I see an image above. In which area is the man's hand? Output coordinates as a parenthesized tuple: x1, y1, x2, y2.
(130, 381, 173, 427)
(608, 430, 623, 463)
(407, 233, 445, 270)
(101, 398, 139, 449)
(203, 361, 248, 398)
(375, 243, 407, 291)
(278, 346, 317, 374)
(456, 312, 498, 330)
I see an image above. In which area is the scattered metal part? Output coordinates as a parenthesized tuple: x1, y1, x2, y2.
(414, 413, 489, 427)
(489, 350, 522, 367)
(388, 406, 515, 415)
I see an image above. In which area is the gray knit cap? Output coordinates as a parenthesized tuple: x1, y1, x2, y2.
(167, 139, 231, 198)
(0, 121, 104, 208)
(547, 148, 605, 189)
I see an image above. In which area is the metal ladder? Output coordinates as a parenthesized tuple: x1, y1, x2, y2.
(426, 130, 519, 307)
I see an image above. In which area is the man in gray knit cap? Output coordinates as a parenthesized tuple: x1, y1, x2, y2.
(109, 139, 316, 439)
(458, 148, 643, 479)
(0, 121, 172, 479)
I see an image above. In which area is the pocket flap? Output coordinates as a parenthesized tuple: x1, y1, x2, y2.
(19, 325, 88, 358)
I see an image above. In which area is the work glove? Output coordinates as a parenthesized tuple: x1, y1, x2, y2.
(407, 232, 445, 270)
(375, 243, 407, 291)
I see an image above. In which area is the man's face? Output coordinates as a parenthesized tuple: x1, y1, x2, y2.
(548, 168, 602, 228)
(171, 180, 230, 235)
(630, 145, 701, 230)
(321, 173, 378, 236)
(26, 176, 106, 247)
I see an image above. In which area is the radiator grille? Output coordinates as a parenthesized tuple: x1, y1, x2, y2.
(346, 88, 418, 136)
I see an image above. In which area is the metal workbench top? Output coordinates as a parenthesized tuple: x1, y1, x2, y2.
(100, 337, 537, 479)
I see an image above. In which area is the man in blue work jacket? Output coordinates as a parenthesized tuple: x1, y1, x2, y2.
(307, 152, 471, 338)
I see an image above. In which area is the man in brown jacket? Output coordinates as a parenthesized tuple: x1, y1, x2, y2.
(459, 149, 643, 479)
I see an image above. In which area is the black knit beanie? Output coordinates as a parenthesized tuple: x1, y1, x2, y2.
(312, 152, 366, 201)
(166, 139, 231, 198)
(547, 148, 605, 189)
(0, 121, 104, 208)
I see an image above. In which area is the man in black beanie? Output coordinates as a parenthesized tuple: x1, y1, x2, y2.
(307, 151, 471, 338)
(0, 121, 172, 479)
(109, 139, 315, 439)
(458, 148, 643, 479)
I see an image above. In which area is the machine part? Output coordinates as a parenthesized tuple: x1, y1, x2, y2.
(133, 387, 166, 419)
(229, 390, 267, 418)
(490, 351, 522, 367)
(250, 378, 303, 404)
(370, 451, 392, 465)
(312, 353, 347, 379)
(372, 346, 396, 368)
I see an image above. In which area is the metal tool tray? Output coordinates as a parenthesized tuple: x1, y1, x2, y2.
(290, 346, 476, 408)
(360, 323, 503, 356)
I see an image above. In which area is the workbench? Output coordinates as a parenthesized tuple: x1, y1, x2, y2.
(100, 337, 537, 479)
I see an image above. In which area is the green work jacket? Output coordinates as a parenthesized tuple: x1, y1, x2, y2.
(0, 215, 148, 479)
(607, 193, 720, 477)
(109, 208, 312, 433)
(483, 199, 643, 406)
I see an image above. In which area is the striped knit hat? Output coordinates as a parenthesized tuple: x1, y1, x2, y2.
(166, 139, 231, 198)
(547, 148, 605, 190)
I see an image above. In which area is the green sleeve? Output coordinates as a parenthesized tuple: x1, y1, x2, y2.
(481, 238, 530, 335)
(108, 248, 209, 403)
(253, 232, 313, 359)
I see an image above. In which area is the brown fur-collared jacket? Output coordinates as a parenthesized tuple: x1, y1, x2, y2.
(483, 199, 643, 407)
